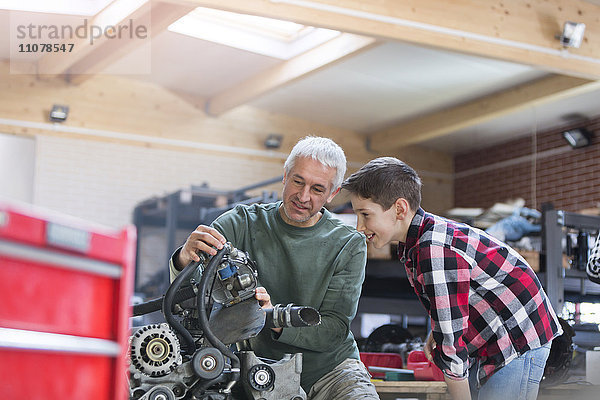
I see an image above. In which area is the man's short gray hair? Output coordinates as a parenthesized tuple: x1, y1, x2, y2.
(284, 136, 347, 191)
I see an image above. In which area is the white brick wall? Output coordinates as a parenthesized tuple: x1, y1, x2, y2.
(34, 135, 284, 228)
(0, 133, 35, 202)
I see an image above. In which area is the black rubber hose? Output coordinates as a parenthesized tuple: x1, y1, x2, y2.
(197, 246, 241, 388)
(264, 305, 322, 329)
(133, 285, 196, 316)
(190, 374, 227, 396)
(162, 260, 202, 355)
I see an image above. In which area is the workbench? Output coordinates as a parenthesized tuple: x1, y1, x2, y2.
(537, 382, 599, 400)
(374, 381, 450, 400)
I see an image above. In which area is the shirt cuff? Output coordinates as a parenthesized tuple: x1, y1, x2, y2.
(442, 370, 468, 381)
(169, 247, 183, 283)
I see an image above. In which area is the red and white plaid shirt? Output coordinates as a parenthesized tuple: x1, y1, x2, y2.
(399, 208, 562, 384)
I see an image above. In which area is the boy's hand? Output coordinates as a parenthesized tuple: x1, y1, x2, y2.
(424, 331, 436, 362)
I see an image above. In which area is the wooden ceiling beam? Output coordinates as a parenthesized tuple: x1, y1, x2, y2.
(368, 75, 600, 152)
(170, 0, 600, 79)
(206, 33, 378, 115)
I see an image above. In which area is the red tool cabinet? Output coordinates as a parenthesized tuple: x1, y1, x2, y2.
(0, 200, 136, 400)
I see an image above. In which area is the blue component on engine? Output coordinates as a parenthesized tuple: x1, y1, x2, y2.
(218, 262, 237, 280)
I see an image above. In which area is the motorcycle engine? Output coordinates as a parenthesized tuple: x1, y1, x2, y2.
(129, 243, 318, 400)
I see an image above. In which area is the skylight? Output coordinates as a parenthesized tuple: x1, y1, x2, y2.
(168, 7, 340, 60)
(0, 0, 115, 16)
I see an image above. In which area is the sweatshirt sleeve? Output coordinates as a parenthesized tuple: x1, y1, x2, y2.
(275, 235, 366, 352)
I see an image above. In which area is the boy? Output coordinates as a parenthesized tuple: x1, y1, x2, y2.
(342, 157, 562, 400)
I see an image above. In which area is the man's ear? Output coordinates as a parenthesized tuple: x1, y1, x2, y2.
(394, 198, 411, 220)
(327, 186, 341, 203)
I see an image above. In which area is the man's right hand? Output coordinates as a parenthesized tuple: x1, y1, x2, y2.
(175, 225, 227, 270)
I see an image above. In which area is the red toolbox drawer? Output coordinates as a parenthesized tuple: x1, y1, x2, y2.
(1, 347, 114, 399)
(360, 352, 404, 379)
(0, 254, 118, 338)
(0, 201, 136, 400)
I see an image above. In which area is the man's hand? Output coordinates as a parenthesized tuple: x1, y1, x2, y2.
(255, 286, 273, 309)
(175, 225, 226, 270)
(255, 286, 282, 334)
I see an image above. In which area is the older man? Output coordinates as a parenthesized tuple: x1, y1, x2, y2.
(170, 136, 379, 399)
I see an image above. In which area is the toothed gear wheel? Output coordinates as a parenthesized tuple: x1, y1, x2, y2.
(130, 323, 182, 377)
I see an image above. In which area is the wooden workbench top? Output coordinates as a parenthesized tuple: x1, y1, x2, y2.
(374, 380, 450, 400)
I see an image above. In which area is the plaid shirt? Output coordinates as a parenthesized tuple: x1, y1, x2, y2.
(399, 208, 562, 384)
(587, 232, 600, 284)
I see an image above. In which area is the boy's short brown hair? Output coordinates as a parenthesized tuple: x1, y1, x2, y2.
(342, 157, 422, 211)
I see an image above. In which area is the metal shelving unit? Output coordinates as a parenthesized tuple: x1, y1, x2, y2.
(541, 209, 600, 313)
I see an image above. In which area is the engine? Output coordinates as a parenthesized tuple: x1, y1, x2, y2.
(130, 243, 321, 400)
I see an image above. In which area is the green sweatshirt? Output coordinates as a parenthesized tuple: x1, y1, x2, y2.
(171, 201, 367, 392)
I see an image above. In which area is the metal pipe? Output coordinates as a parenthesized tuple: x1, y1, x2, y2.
(264, 304, 321, 329)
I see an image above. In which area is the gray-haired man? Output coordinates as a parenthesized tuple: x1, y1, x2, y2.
(171, 136, 379, 399)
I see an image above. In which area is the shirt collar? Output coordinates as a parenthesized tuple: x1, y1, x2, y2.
(398, 207, 425, 261)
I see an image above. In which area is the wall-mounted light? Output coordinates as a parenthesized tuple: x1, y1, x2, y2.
(49, 104, 69, 123)
(562, 128, 592, 149)
(264, 134, 283, 149)
(558, 21, 586, 48)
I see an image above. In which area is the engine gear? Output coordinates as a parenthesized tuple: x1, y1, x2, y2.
(130, 323, 182, 377)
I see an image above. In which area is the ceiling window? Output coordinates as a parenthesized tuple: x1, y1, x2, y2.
(168, 7, 340, 60)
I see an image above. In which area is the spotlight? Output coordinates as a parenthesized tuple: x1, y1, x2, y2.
(562, 128, 592, 149)
(558, 21, 586, 48)
(49, 104, 69, 123)
(264, 134, 283, 149)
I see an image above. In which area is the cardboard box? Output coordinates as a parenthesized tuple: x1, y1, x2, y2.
(518, 250, 540, 272)
(586, 350, 600, 385)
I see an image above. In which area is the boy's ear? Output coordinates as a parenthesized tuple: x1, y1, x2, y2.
(326, 186, 341, 203)
(394, 198, 411, 220)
